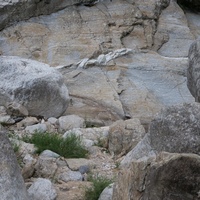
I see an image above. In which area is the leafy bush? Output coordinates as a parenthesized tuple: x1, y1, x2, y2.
(23, 132, 88, 158)
(84, 175, 113, 200)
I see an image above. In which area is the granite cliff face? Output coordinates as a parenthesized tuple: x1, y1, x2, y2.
(1, 0, 197, 125)
(1, 0, 200, 199)
(0, 0, 170, 65)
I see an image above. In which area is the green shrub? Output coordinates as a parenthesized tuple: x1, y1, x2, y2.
(13, 143, 20, 153)
(84, 175, 113, 200)
(23, 132, 88, 158)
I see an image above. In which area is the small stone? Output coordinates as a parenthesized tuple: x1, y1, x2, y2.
(58, 115, 85, 132)
(40, 150, 60, 158)
(0, 115, 15, 125)
(25, 123, 47, 134)
(48, 117, 58, 125)
(58, 170, 82, 182)
(79, 165, 90, 174)
(17, 117, 39, 128)
(6, 101, 29, 116)
(28, 178, 57, 200)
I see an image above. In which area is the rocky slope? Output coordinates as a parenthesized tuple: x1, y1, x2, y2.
(1, 0, 200, 199)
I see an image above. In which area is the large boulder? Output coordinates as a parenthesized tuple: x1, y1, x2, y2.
(149, 103, 200, 154)
(0, 56, 69, 118)
(113, 152, 200, 200)
(187, 39, 200, 102)
(0, 131, 28, 200)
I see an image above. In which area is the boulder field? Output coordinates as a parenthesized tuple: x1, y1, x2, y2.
(1, 0, 200, 199)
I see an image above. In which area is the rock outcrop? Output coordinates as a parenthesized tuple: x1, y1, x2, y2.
(0, 0, 170, 66)
(150, 102, 200, 154)
(116, 102, 200, 199)
(0, 56, 69, 118)
(113, 152, 200, 200)
(187, 39, 200, 102)
(121, 102, 200, 167)
(0, 131, 28, 200)
(1, 0, 200, 199)
(0, 0, 98, 31)
(0, 0, 197, 125)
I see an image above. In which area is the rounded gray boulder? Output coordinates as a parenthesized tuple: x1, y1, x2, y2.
(0, 56, 70, 118)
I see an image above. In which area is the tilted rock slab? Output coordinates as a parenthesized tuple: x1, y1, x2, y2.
(0, 56, 69, 118)
(0, 131, 28, 200)
(187, 39, 200, 102)
(113, 152, 200, 200)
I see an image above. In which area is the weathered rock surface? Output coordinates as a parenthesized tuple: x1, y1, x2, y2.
(108, 118, 145, 158)
(58, 115, 85, 132)
(61, 66, 125, 125)
(187, 39, 200, 102)
(98, 183, 114, 200)
(0, 131, 28, 200)
(17, 117, 39, 128)
(150, 103, 200, 154)
(28, 178, 57, 200)
(58, 169, 82, 182)
(34, 156, 58, 179)
(0, 0, 198, 125)
(25, 123, 47, 134)
(121, 102, 200, 168)
(0, 0, 170, 66)
(0, 0, 98, 31)
(120, 133, 155, 167)
(0, 56, 69, 118)
(113, 152, 200, 200)
(154, 0, 195, 57)
(1, 0, 200, 199)
(59, 50, 194, 125)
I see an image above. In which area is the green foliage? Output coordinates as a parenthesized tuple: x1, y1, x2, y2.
(84, 175, 113, 200)
(12, 142, 20, 153)
(23, 132, 88, 158)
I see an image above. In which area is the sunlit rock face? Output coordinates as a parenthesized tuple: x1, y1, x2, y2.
(0, 0, 198, 125)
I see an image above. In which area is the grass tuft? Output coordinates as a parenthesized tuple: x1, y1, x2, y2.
(84, 174, 113, 200)
(23, 132, 88, 158)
